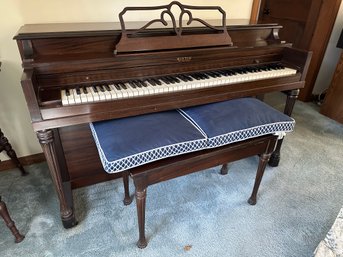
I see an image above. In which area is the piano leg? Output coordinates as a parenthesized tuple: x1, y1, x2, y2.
(269, 89, 300, 167)
(37, 130, 77, 229)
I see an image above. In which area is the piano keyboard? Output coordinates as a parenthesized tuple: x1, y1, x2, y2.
(61, 64, 297, 106)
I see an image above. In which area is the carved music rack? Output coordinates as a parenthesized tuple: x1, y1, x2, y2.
(115, 1, 233, 54)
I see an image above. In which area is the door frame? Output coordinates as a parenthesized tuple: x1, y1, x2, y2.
(250, 0, 342, 101)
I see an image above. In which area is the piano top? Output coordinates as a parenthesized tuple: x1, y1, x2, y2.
(14, 19, 279, 39)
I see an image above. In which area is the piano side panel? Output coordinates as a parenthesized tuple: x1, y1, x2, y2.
(58, 124, 121, 189)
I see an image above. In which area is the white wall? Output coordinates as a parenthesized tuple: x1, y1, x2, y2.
(313, 2, 343, 95)
(0, 0, 253, 160)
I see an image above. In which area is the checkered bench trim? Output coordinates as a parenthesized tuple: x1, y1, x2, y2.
(91, 98, 295, 174)
(178, 98, 295, 149)
(90, 110, 207, 173)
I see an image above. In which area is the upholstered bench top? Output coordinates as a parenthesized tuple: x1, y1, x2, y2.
(90, 110, 207, 173)
(91, 98, 295, 173)
(179, 98, 295, 148)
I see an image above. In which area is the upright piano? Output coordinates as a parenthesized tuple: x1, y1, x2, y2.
(14, 2, 311, 228)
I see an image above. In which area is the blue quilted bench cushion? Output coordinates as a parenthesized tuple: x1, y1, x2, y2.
(178, 98, 295, 148)
(90, 110, 207, 173)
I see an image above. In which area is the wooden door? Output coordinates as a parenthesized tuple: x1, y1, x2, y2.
(258, 0, 320, 49)
(254, 0, 342, 101)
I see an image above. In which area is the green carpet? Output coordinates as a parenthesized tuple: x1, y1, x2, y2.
(1, 93, 342, 257)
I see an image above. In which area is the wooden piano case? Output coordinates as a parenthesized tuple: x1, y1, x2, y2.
(14, 2, 312, 230)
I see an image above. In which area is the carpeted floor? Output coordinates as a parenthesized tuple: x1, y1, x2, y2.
(1, 93, 342, 257)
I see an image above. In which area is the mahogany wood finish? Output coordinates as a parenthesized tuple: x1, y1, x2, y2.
(129, 134, 278, 248)
(0, 153, 45, 173)
(116, 1, 232, 53)
(14, 4, 311, 229)
(0, 196, 25, 243)
(0, 129, 28, 176)
(257, 0, 341, 101)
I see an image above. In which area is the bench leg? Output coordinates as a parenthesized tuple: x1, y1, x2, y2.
(248, 152, 271, 205)
(122, 170, 132, 205)
(269, 89, 299, 167)
(0, 129, 28, 176)
(135, 188, 148, 248)
(220, 163, 229, 175)
(0, 197, 25, 243)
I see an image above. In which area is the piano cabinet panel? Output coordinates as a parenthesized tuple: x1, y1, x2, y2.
(58, 124, 121, 189)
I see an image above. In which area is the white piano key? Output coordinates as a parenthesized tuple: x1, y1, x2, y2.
(60, 65, 297, 106)
(72, 89, 81, 104)
(85, 87, 94, 102)
(96, 86, 107, 101)
(61, 89, 69, 105)
(90, 86, 100, 102)
(80, 87, 89, 103)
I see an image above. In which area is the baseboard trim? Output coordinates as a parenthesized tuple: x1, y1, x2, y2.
(0, 153, 45, 172)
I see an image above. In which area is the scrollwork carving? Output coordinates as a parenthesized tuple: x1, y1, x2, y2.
(116, 1, 232, 54)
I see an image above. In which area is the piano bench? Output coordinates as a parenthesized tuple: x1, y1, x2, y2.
(90, 97, 295, 248)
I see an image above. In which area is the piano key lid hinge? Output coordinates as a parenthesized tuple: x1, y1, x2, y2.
(115, 1, 233, 54)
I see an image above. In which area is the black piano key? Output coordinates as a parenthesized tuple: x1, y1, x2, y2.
(104, 84, 112, 91)
(165, 77, 175, 84)
(133, 80, 142, 88)
(98, 85, 105, 92)
(128, 81, 137, 88)
(82, 87, 88, 94)
(119, 82, 127, 89)
(114, 84, 121, 90)
(189, 73, 201, 80)
(65, 89, 70, 96)
(92, 85, 98, 92)
(139, 80, 148, 87)
(177, 75, 188, 82)
(169, 76, 180, 83)
(160, 77, 171, 84)
(153, 78, 162, 85)
(76, 87, 81, 95)
(183, 75, 193, 81)
(147, 78, 156, 86)
(212, 71, 222, 77)
(198, 73, 209, 79)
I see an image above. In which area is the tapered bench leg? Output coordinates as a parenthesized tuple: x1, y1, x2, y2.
(135, 188, 148, 248)
(0, 196, 25, 243)
(248, 152, 271, 205)
(122, 170, 132, 205)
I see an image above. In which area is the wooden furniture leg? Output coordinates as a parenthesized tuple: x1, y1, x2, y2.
(249, 138, 276, 204)
(0, 129, 28, 176)
(0, 196, 25, 243)
(129, 135, 278, 248)
(269, 89, 299, 167)
(122, 170, 132, 205)
(220, 163, 229, 175)
(37, 129, 77, 228)
(135, 187, 148, 249)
